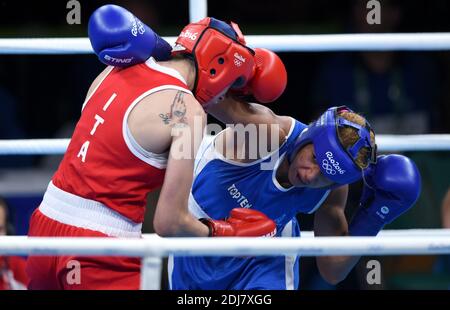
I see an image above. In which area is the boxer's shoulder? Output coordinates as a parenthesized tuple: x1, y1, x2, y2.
(128, 89, 204, 154)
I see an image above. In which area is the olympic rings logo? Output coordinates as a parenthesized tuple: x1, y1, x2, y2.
(324, 151, 346, 175)
(233, 53, 245, 67)
(322, 159, 336, 175)
(131, 18, 146, 37)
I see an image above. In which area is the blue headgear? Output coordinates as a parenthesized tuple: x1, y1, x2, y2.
(288, 106, 377, 185)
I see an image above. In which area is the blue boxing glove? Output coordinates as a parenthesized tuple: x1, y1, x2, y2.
(88, 4, 172, 67)
(349, 154, 421, 236)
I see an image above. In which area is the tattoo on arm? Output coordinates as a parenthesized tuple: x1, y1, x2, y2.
(159, 91, 188, 127)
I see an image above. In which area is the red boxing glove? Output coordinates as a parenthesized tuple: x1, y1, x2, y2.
(200, 208, 277, 237)
(232, 48, 287, 103)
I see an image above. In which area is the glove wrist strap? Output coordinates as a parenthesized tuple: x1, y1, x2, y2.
(199, 218, 214, 237)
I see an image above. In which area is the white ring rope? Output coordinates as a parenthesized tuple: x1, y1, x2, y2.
(142, 229, 450, 239)
(376, 134, 450, 152)
(3, 33, 450, 54)
(0, 38, 93, 55)
(6, 230, 449, 290)
(0, 139, 69, 155)
(1, 235, 450, 257)
(247, 33, 450, 52)
(1, 134, 449, 155)
(294, 229, 450, 238)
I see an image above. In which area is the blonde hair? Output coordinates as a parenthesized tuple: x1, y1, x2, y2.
(337, 111, 375, 169)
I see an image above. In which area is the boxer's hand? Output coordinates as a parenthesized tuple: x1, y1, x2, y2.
(200, 208, 277, 237)
(88, 4, 172, 67)
(232, 48, 287, 103)
(349, 154, 421, 236)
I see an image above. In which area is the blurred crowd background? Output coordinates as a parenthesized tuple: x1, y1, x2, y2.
(0, 0, 449, 290)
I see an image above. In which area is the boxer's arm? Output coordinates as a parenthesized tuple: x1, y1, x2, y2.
(208, 95, 292, 159)
(208, 94, 290, 131)
(313, 185, 361, 285)
(153, 93, 210, 237)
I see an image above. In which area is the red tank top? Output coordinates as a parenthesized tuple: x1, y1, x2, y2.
(52, 59, 191, 223)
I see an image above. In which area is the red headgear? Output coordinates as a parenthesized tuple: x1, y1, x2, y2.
(173, 17, 255, 106)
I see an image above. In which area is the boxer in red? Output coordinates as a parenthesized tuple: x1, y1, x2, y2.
(26, 5, 279, 290)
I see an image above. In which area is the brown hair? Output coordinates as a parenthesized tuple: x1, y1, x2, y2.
(337, 111, 375, 169)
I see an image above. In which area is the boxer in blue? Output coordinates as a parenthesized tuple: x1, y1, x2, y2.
(88, 6, 422, 290)
(169, 102, 421, 290)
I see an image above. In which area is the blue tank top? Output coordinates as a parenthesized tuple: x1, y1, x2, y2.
(170, 118, 331, 290)
(188, 118, 330, 232)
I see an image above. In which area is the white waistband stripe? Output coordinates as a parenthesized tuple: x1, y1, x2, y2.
(39, 182, 142, 238)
